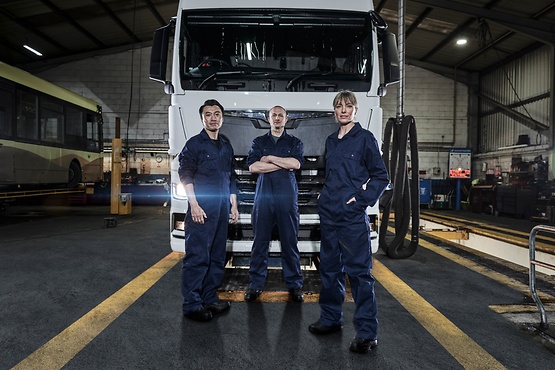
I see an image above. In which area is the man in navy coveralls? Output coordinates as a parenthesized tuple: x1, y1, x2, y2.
(244, 106, 305, 303)
(178, 99, 239, 322)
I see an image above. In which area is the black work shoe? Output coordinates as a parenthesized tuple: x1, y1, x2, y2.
(244, 288, 262, 302)
(184, 308, 212, 322)
(308, 321, 342, 335)
(349, 337, 378, 353)
(289, 288, 304, 302)
(205, 300, 231, 315)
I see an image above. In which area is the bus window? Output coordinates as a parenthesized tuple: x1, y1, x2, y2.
(40, 99, 64, 144)
(0, 88, 13, 137)
(17, 90, 38, 140)
(86, 112, 99, 151)
(66, 106, 85, 148)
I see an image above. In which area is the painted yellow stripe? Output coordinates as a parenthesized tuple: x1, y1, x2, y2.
(373, 259, 506, 370)
(12, 252, 182, 370)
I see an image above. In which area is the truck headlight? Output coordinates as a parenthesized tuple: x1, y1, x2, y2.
(173, 183, 188, 200)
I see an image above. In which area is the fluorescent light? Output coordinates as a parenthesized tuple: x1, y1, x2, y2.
(456, 38, 467, 45)
(23, 44, 43, 56)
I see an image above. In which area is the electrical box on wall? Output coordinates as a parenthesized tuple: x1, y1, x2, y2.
(432, 167, 441, 176)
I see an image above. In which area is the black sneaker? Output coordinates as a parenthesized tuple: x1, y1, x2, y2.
(308, 321, 342, 335)
(349, 337, 378, 353)
(184, 308, 213, 322)
(289, 288, 304, 302)
(244, 288, 262, 302)
(205, 300, 231, 315)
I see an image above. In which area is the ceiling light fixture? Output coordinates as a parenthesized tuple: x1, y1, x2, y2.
(23, 44, 43, 56)
(456, 38, 467, 46)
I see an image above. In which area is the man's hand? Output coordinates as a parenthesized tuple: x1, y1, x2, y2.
(230, 206, 239, 224)
(229, 194, 239, 224)
(190, 203, 207, 224)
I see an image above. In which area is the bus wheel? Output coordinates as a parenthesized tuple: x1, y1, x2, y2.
(68, 161, 82, 188)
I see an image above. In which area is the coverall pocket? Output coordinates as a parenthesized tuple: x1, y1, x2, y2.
(279, 148, 292, 156)
(202, 154, 219, 170)
(344, 201, 365, 221)
(342, 151, 361, 163)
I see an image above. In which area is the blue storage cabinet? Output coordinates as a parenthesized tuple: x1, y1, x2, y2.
(419, 179, 431, 207)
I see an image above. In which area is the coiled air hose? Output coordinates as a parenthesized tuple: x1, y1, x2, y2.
(379, 115, 419, 259)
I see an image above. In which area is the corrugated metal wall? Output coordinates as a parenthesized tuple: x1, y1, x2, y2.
(479, 45, 552, 153)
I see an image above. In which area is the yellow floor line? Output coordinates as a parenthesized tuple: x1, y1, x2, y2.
(373, 259, 506, 370)
(489, 304, 555, 314)
(14, 231, 531, 370)
(12, 251, 182, 370)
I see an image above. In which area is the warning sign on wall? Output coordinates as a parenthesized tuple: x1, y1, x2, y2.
(449, 149, 471, 179)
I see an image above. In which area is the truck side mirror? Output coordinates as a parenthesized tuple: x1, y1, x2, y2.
(149, 19, 175, 84)
(381, 32, 400, 86)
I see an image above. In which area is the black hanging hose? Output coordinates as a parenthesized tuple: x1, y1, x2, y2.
(379, 115, 419, 259)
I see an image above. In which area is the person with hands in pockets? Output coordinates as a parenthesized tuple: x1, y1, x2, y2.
(308, 90, 389, 353)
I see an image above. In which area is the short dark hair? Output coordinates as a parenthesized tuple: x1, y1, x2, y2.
(199, 99, 224, 118)
(266, 105, 288, 119)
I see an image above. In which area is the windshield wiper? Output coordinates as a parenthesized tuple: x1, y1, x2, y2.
(286, 72, 334, 91)
(198, 70, 269, 90)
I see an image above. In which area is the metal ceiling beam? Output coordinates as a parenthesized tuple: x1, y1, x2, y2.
(457, 4, 555, 68)
(0, 37, 33, 61)
(93, 0, 141, 43)
(482, 92, 551, 117)
(480, 42, 545, 75)
(0, 7, 70, 53)
(412, 0, 555, 44)
(143, 0, 167, 27)
(21, 40, 154, 74)
(406, 7, 433, 38)
(419, 0, 501, 62)
(407, 58, 470, 84)
(455, 29, 514, 69)
(420, 18, 476, 62)
(477, 92, 549, 131)
(39, 0, 106, 48)
(374, 0, 390, 13)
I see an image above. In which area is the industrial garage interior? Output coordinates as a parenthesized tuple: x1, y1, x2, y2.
(1, 1, 555, 369)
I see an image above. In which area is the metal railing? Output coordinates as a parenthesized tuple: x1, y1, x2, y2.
(528, 225, 555, 329)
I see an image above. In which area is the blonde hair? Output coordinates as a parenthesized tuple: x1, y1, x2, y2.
(333, 90, 358, 108)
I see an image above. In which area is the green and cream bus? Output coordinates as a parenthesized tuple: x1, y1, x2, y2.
(0, 62, 103, 190)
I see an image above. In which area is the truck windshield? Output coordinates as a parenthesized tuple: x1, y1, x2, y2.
(180, 10, 374, 92)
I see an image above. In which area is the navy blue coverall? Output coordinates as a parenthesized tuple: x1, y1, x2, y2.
(247, 131, 304, 291)
(178, 129, 237, 315)
(317, 122, 389, 341)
